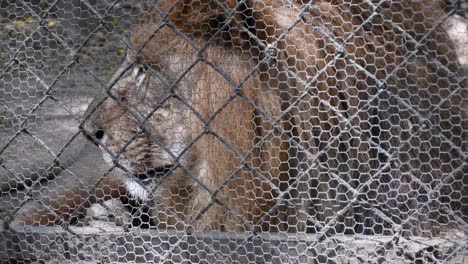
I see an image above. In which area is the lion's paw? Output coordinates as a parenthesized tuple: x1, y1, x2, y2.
(85, 199, 131, 230)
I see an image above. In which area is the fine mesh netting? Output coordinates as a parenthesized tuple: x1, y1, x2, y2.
(0, 1, 467, 263)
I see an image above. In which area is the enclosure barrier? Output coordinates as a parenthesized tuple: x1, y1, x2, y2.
(0, 0, 467, 263)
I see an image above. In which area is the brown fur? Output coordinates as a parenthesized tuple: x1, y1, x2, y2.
(101, 0, 461, 233)
(20, 1, 464, 235)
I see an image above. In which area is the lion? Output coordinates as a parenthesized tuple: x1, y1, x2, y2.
(15, 0, 465, 236)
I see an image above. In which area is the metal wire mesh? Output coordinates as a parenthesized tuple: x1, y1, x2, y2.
(0, 0, 467, 263)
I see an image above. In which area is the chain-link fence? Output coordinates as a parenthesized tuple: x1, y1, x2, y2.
(0, 0, 467, 263)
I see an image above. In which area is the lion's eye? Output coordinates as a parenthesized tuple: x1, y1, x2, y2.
(134, 65, 148, 78)
(136, 67, 144, 77)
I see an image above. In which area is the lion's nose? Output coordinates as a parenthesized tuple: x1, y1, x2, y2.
(82, 126, 104, 146)
(94, 129, 104, 140)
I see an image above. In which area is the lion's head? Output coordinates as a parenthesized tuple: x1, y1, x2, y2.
(83, 51, 195, 201)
